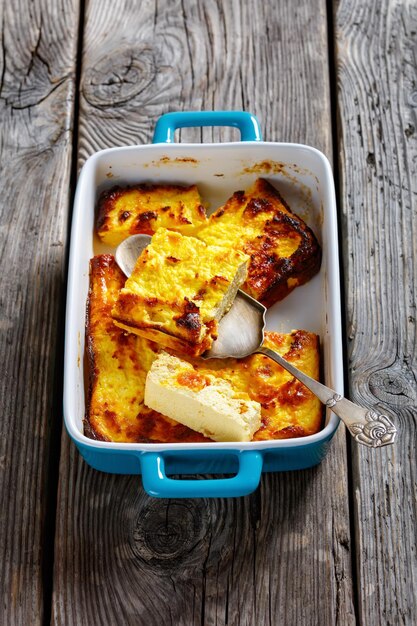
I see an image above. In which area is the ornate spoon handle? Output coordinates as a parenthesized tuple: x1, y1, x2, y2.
(257, 346, 397, 448)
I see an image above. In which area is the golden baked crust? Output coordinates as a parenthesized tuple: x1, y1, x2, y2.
(199, 331, 322, 440)
(85, 255, 208, 443)
(96, 183, 207, 246)
(111, 228, 248, 357)
(85, 255, 322, 442)
(196, 178, 322, 307)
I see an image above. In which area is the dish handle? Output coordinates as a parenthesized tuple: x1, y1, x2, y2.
(140, 450, 263, 498)
(152, 111, 262, 143)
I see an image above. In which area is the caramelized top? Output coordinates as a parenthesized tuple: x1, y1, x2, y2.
(111, 228, 248, 356)
(85, 255, 322, 443)
(196, 178, 322, 307)
(96, 183, 208, 246)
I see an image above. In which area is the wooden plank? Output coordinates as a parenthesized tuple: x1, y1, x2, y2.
(0, 0, 79, 623)
(334, 0, 417, 623)
(52, 1, 355, 624)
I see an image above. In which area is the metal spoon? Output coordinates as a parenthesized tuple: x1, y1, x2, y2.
(116, 234, 397, 448)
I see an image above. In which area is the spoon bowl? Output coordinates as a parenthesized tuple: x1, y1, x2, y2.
(115, 234, 397, 448)
(115, 233, 150, 279)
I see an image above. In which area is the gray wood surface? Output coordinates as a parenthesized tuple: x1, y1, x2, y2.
(1, 0, 415, 623)
(51, 1, 355, 625)
(0, 1, 79, 624)
(335, 0, 417, 624)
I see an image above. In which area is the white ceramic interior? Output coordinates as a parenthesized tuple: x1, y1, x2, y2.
(64, 141, 343, 451)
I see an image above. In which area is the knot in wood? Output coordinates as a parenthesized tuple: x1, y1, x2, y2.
(132, 500, 209, 574)
(409, 91, 417, 107)
(82, 47, 156, 108)
(368, 367, 417, 407)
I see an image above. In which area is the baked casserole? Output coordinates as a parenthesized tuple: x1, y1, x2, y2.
(96, 182, 207, 246)
(111, 227, 249, 357)
(196, 178, 322, 307)
(145, 351, 262, 442)
(85, 254, 322, 443)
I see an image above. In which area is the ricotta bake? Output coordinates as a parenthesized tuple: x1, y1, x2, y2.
(111, 227, 249, 356)
(196, 178, 322, 307)
(85, 255, 209, 443)
(85, 254, 322, 443)
(96, 182, 207, 246)
(145, 351, 262, 442)
(95, 178, 321, 307)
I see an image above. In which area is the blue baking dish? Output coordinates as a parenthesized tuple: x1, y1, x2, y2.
(63, 111, 343, 498)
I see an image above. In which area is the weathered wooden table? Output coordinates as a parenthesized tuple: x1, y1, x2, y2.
(1, 0, 416, 624)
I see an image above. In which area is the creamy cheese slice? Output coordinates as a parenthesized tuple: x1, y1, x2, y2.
(144, 352, 261, 442)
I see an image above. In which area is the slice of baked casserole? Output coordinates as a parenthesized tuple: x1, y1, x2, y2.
(111, 228, 249, 357)
(196, 178, 322, 307)
(96, 183, 207, 246)
(85, 254, 209, 443)
(145, 351, 262, 442)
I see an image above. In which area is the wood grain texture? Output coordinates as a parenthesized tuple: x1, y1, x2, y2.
(52, 1, 355, 624)
(54, 445, 354, 626)
(77, 0, 333, 156)
(335, 0, 417, 623)
(0, 0, 79, 623)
